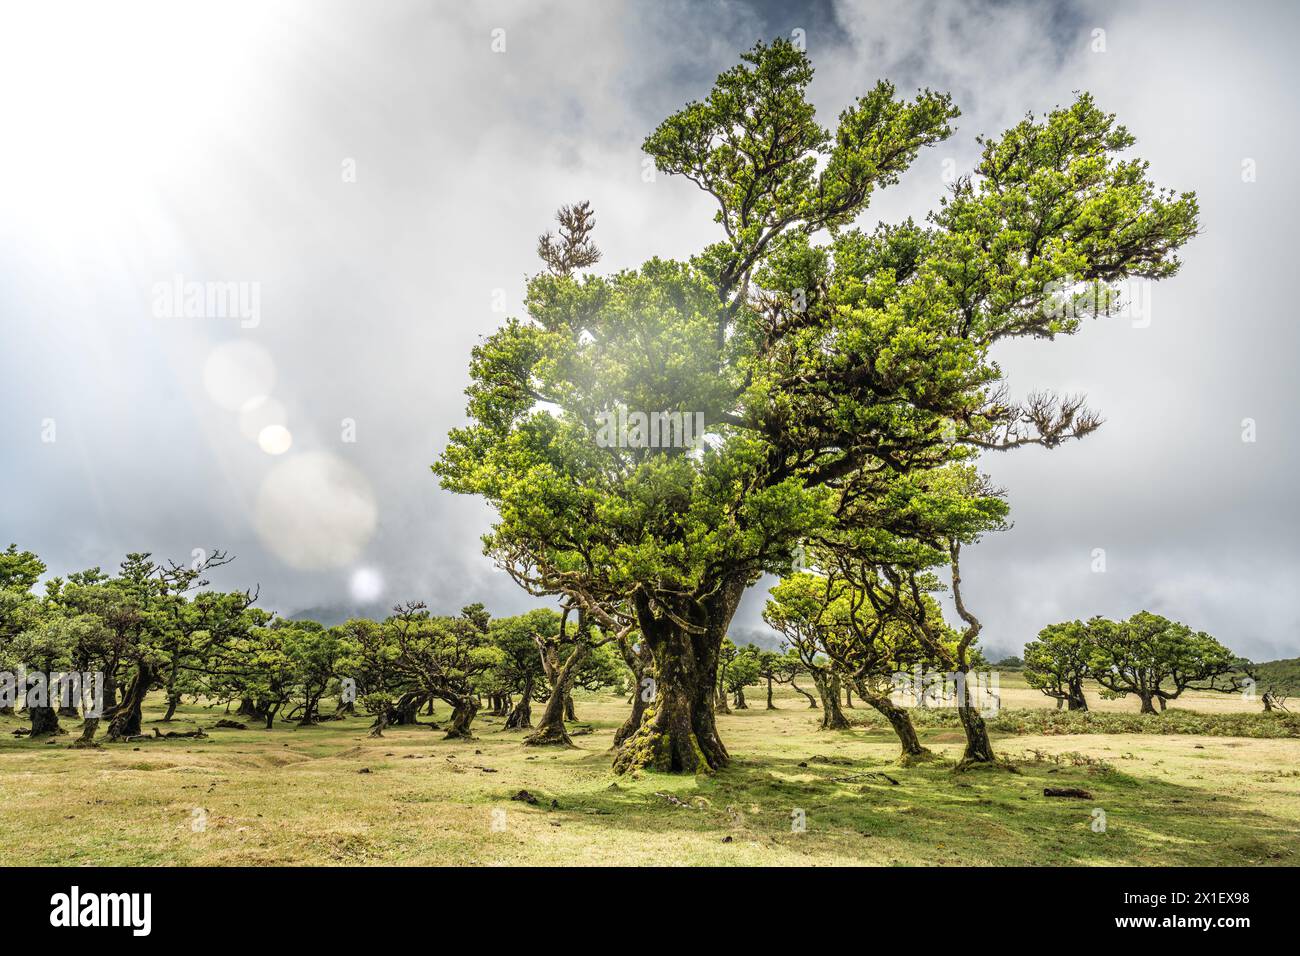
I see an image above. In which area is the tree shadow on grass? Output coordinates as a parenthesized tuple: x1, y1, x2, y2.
(528, 750, 1298, 866)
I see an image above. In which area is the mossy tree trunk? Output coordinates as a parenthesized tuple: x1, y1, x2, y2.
(955, 668, 995, 765)
(860, 688, 927, 758)
(613, 639, 654, 747)
(29, 704, 62, 737)
(612, 581, 742, 774)
(1067, 680, 1088, 711)
(813, 671, 850, 730)
(525, 677, 572, 746)
(528, 620, 589, 746)
(614, 686, 649, 747)
(505, 676, 534, 729)
(107, 663, 153, 741)
(443, 695, 479, 739)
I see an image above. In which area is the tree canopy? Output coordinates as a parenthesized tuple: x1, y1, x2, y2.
(435, 38, 1198, 773)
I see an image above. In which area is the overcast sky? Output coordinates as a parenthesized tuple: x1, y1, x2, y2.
(1, 0, 1296, 662)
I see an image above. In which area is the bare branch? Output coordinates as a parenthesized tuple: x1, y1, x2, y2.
(537, 201, 602, 276)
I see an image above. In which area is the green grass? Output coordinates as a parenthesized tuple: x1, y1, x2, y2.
(1, 687, 1296, 866)
(855, 707, 1300, 738)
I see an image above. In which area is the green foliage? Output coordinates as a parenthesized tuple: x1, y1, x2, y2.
(723, 644, 762, 693)
(1088, 612, 1238, 706)
(1023, 612, 1242, 712)
(1024, 620, 1093, 703)
(1250, 658, 1300, 696)
(0, 544, 45, 593)
(763, 570, 950, 686)
(484, 608, 558, 699)
(571, 638, 627, 693)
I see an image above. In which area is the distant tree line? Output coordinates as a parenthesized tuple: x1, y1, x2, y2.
(1024, 613, 1268, 713)
(0, 545, 630, 745)
(1, 543, 1273, 763)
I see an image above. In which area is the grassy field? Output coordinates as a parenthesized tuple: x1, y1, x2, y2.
(2, 676, 1297, 866)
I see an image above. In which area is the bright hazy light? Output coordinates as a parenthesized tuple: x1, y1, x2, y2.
(203, 342, 276, 411)
(349, 567, 384, 604)
(0, 1, 279, 240)
(239, 396, 288, 442)
(254, 453, 378, 570)
(257, 424, 293, 456)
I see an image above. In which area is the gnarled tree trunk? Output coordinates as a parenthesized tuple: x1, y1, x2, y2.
(955, 669, 995, 765)
(505, 677, 533, 729)
(391, 692, 426, 725)
(102, 670, 118, 713)
(107, 663, 153, 741)
(612, 580, 742, 774)
(791, 677, 818, 708)
(29, 704, 62, 737)
(1067, 680, 1088, 711)
(443, 695, 479, 739)
(813, 671, 850, 730)
(613, 639, 654, 747)
(72, 717, 100, 748)
(859, 686, 927, 758)
(525, 676, 572, 746)
(948, 546, 996, 767)
(528, 611, 592, 746)
(614, 684, 649, 748)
